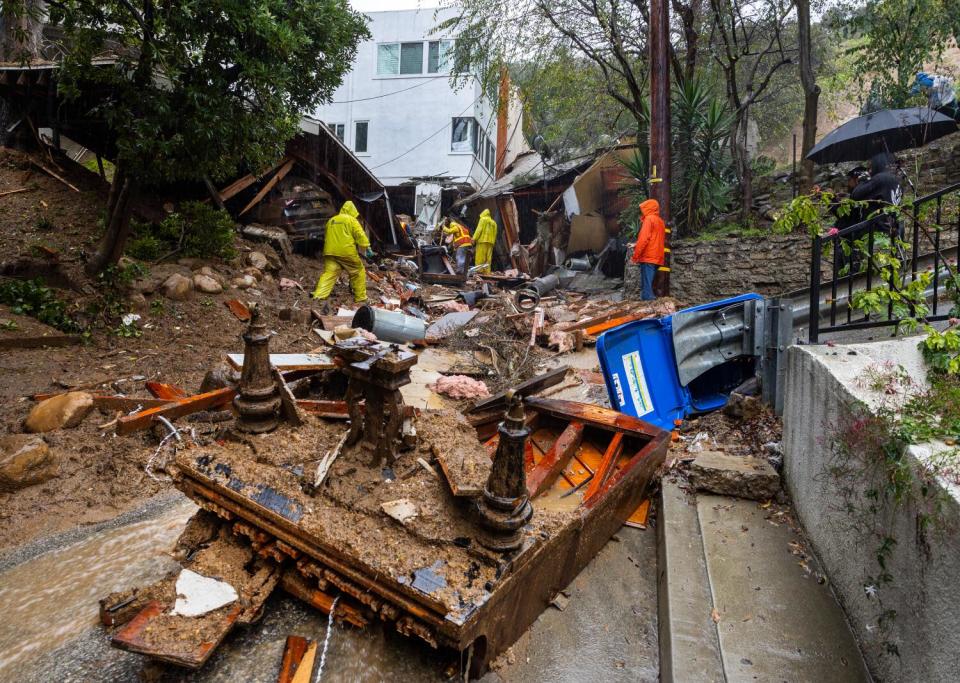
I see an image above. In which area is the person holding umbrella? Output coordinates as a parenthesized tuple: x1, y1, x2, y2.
(850, 153, 903, 239)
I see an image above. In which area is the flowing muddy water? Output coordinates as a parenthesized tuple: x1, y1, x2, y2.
(0, 498, 447, 682)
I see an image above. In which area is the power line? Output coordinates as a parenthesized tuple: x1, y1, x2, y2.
(369, 95, 483, 170)
(330, 78, 433, 104)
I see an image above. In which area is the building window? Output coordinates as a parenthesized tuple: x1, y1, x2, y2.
(486, 140, 495, 173)
(428, 40, 453, 74)
(328, 123, 345, 142)
(377, 42, 425, 75)
(471, 122, 480, 157)
(400, 42, 424, 74)
(451, 117, 473, 153)
(354, 121, 368, 153)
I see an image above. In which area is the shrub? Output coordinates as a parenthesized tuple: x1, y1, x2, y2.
(126, 202, 237, 261)
(0, 278, 83, 333)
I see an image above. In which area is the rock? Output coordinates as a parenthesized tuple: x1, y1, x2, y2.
(243, 267, 263, 281)
(199, 266, 225, 284)
(0, 434, 59, 491)
(193, 274, 223, 294)
(24, 391, 95, 432)
(688, 450, 780, 501)
(199, 360, 241, 393)
(246, 251, 269, 271)
(162, 273, 194, 301)
(232, 275, 256, 290)
(723, 392, 763, 421)
(241, 224, 293, 261)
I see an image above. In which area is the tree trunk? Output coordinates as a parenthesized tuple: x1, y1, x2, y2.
(86, 164, 137, 275)
(0, 1, 46, 62)
(797, 0, 819, 191)
(733, 113, 752, 220)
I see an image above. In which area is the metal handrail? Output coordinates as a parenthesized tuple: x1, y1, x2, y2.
(808, 182, 960, 343)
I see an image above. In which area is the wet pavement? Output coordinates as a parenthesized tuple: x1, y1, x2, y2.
(0, 496, 658, 682)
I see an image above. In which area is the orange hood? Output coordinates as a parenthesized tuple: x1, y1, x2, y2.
(640, 199, 660, 217)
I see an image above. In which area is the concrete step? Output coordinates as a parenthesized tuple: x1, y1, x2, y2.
(658, 479, 870, 682)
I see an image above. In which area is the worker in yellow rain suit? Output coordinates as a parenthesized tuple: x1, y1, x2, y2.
(312, 201, 372, 303)
(441, 218, 473, 274)
(473, 209, 498, 274)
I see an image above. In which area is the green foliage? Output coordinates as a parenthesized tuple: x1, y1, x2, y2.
(0, 319, 20, 331)
(51, 1, 369, 187)
(773, 191, 870, 237)
(35, 214, 54, 231)
(834, 0, 954, 110)
(0, 278, 83, 333)
(86, 262, 148, 327)
(127, 203, 237, 261)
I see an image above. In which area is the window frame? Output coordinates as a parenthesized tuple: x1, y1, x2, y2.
(328, 123, 345, 142)
(428, 39, 454, 74)
(354, 120, 369, 154)
(376, 41, 430, 76)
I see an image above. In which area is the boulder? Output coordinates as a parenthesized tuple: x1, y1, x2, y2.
(24, 391, 94, 432)
(127, 292, 149, 312)
(199, 360, 241, 393)
(0, 434, 59, 491)
(688, 450, 780, 501)
(162, 273, 194, 301)
(243, 267, 263, 281)
(246, 251, 269, 271)
(232, 275, 256, 290)
(199, 266, 225, 285)
(193, 274, 223, 294)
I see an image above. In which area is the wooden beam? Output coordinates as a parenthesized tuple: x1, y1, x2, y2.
(470, 366, 569, 413)
(30, 159, 80, 193)
(218, 173, 257, 202)
(0, 333, 81, 350)
(238, 159, 294, 217)
(116, 387, 235, 435)
(276, 635, 310, 683)
(296, 399, 350, 419)
(527, 421, 585, 498)
(145, 382, 188, 400)
(583, 432, 624, 503)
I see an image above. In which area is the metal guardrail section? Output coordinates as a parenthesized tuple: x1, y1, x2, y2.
(807, 182, 960, 343)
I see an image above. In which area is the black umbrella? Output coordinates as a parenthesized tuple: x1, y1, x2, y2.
(806, 107, 958, 164)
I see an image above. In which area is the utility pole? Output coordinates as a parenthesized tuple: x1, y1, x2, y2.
(649, 0, 671, 294)
(495, 65, 510, 179)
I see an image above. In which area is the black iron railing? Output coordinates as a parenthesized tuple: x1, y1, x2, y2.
(808, 182, 960, 343)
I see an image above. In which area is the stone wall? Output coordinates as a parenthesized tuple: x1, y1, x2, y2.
(668, 234, 810, 306)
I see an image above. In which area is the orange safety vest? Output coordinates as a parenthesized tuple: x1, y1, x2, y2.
(450, 222, 473, 248)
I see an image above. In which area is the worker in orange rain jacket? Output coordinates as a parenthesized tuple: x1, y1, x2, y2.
(473, 209, 498, 273)
(441, 217, 474, 274)
(631, 199, 666, 301)
(312, 201, 372, 303)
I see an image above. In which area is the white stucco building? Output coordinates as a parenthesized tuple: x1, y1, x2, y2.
(310, 7, 525, 191)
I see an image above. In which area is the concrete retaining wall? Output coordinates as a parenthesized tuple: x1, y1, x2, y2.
(782, 338, 960, 681)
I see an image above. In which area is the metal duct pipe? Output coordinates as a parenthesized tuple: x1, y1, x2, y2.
(352, 306, 427, 343)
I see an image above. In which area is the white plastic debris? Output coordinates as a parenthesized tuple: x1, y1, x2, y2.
(170, 569, 238, 617)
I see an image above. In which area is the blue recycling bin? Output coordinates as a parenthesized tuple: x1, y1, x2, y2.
(596, 294, 762, 431)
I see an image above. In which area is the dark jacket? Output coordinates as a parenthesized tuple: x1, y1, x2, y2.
(850, 154, 902, 234)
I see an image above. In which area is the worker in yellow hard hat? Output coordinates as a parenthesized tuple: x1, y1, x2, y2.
(312, 201, 372, 303)
(442, 217, 474, 274)
(473, 208, 498, 274)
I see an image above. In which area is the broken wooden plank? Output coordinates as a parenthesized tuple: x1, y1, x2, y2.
(583, 432, 624, 503)
(584, 314, 647, 336)
(470, 366, 569, 413)
(624, 498, 651, 529)
(527, 421, 585, 498)
(277, 635, 310, 683)
(117, 387, 235, 435)
(225, 298, 252, 321)
(218, 174, 257, 203)
(111, 600, 242, 669)
(0, 333, 82, 350)
(238, 159, 295, 216)
(145, 382, 188, 401)
(296, 399, 351, 419)
(290, 640, 318, 683)
(310, 310, 353, 331)
(227, 353, 334, 372)
(273, 368, 304, 427)
(30, 158, 80, 192)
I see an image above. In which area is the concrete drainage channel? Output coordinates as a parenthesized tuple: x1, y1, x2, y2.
(657, 478, 869, 682)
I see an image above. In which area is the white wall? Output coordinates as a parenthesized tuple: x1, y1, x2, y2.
(311, 8, 499, 188)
